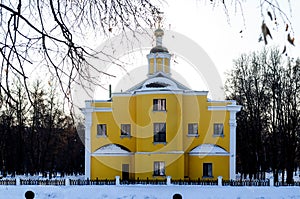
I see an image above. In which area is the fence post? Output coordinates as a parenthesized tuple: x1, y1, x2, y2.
(269, 177, 274, 187)
(16, 177, 20, 186)
(115, 176, 120, 185)
(167, 176, 171, 185)
(218, 176, 223, 186)
(65, 178, 70, 186)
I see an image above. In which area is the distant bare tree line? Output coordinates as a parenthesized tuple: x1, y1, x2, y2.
(0, 0, 161, 116)
(0, 80, 84, 176)
(226, 48, 300, 184)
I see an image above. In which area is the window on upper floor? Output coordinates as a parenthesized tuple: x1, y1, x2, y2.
(121, 124, 131, 137)
(153, 161, 165, 176)
(153, 123, 166, 143)
(188, 123, 198, 136)
(213, 123, 224, 136)
(203, 163, 213, 178)
(153, 99, 166, 111)
(97, 124, 107, 136)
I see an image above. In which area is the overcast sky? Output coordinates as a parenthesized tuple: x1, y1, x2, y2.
(79, 0, 300, 102)
(163, 0, 300, 81)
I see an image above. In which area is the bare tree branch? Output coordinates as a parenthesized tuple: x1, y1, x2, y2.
(0, 0, 161, 117)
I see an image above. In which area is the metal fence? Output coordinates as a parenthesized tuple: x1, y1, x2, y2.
(0, 179, 16, 185)
(69, 179, 115, 185)
(120, 178, 167, 185)
(171, 179, 218, 185)
(223, 179, 270, 186)
(274, 181, 300, 186)
(0, 178, 299, 186)
(20, 179, 65, 186)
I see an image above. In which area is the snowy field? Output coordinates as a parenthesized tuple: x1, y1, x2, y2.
(1, 173, 300, 198)
(1, 185, 300, 199)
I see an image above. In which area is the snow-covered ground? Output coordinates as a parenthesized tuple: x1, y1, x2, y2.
(1, 184, 300, 199)
(1, 172, 300, 198)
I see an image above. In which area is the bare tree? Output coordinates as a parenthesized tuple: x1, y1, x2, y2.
(226, 48, 300, 183)
(208, 1, 295, 49)
(0, 0, 161, 114)
(0, 0, 296, 116)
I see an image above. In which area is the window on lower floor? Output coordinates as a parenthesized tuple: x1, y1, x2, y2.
(203, 163, 213, 178)
(153, 99, 166, 111)
(153, 123, 166, 143)
(121, 124, 131, 137)
(188, 123, 198, 136)
(97, 124, 107, 136)
(213, 123, 224, 136)
(154, 161, 165, 176)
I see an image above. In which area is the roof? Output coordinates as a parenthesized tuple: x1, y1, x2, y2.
(189, 144, 229, 156)
(93, 144, 131, 155)
(126, 72, 191, 92)
(150, 46, 169, 53)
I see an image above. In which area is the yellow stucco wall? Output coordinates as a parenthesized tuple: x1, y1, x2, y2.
(164, 58, 170, 73)
(134, 154, 184, 180)
(156, 58, 163, 72)
(89, 91, 232, 180)
(149, 58, 154, 74)
(135, 93, 183, 152)
(188, 155, 229, 180)
(91, 156, 133, 180)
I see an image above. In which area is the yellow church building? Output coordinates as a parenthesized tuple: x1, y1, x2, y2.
(83, 27, 241, 181)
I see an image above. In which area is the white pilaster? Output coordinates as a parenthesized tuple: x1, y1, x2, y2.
(83, 101, 93, 179)
(227, 104, 241, 180)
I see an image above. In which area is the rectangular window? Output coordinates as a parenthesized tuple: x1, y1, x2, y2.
(97, 124, 107, 136)
(188, 123, 198, 135)
(121, 124, 131, 136)
(154, 161, 165, 176)
(213, 123, 224, 136)
(203, 163, 213, 178)
(153, 99, 166, 111)
(153, 123, 166, 143)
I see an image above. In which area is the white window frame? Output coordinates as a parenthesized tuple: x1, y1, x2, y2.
(121, 124, 131, 137)
(188, 123, 198, 136)
(213, 123, 224, 136)
(97, 124, 107, 136)
(203, 163, 213, 178)
(153, 161, 165, 176)
(153, 123, 166, 143)
(153, 99, 166, 111)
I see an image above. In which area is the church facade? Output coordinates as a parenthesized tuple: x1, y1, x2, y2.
(82, 27, 241, 181)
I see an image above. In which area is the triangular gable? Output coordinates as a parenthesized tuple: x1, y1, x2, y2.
(125, 72, 191, 93)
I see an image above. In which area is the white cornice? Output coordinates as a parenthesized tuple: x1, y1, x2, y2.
(85, 100, 111, 103)
(208, 105, 241, 112)
(91, 151, 184, 156)
(91, 152, 134, 157)
(189, 152, 230, 156)
(112, 90, 209, 97)
(82, 107, 112, 112)
(135, 151, 184, 155)
(147, 53, 171, 59)
(183, 90, 208, 96)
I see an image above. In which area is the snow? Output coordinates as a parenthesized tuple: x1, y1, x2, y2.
(94, 144, 130, 154)
(139, 77, 179, 91)
(1, 185, 300, 199)
(189, 144, 229, 155)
